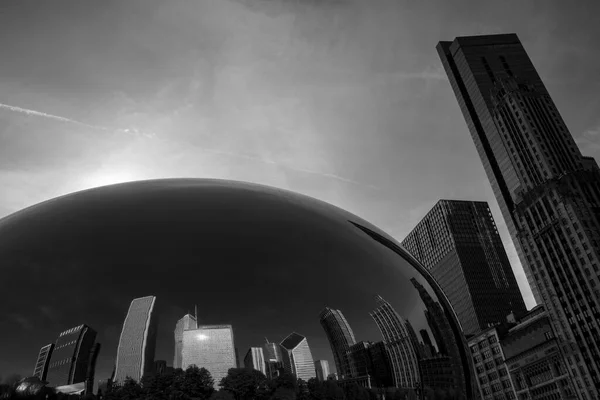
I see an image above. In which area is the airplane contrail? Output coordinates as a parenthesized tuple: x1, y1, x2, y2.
(0, 102, 379, 190)
(0, 102, 111, 131)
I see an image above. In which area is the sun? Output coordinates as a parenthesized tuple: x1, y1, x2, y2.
(79, 169, 139, 189)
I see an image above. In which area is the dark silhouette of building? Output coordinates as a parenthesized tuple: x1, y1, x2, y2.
(403, 200, 527, 336)
(319, 307, 357, 379)
(438, 33, 600, 397)
(33, 343, 54, 381)
(45, 325, 97, 387)
(366, 341, 394, 388)
(154, 360, 167, 375)
(85, 343, 101, 395)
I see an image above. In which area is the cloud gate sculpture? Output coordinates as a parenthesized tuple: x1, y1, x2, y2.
(0, 179, 477, 399)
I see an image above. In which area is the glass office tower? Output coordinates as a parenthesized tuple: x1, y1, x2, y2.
(402, 200, 526, 335)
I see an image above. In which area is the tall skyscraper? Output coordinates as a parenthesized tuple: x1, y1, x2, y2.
(402, 200, 527, 335)
(314, 360, 330, 381)
(45, 325, 97, 387)
(279, 332, 316, 382)
(114, 296, 158, 383)
(182, 325, 237, 385)
(33, 343, 54, 382)
(438, 33, 600, 397)
(244, 347, 267, 375)
(319, 307, 357, 379)
(263, 340, 284, 379)
(174, 313, 197, 369)
(370, 296, 419, 389)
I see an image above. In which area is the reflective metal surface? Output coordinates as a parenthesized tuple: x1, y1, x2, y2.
(0, 179, 477, 399)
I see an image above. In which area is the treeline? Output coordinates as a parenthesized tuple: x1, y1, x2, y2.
(0, 366, 458, 400)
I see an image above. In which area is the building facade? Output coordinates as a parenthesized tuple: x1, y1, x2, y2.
(370, 295, 419, 389)
(468, 325, 518, 399)
(114, 296, 158, 383)
(46, 325, 97, 387)
(502, 305, 577, 400)
(263, 341, 284, 379)
(319, 307, 357, 379)
(402, 200, 527, 335)
(244, 347, 267, 375)
(33, 343, 54, 382)
(279, 332, 316, 382)
(438, 33, 600, 399)
(174, 314, 198, 369)
(182, 325, 237, 385)
(315, 360, 330, 382)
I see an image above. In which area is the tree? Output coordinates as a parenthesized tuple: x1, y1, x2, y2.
(270, 388, 296, 400)
(209, 391, 235, 400)
(321, 381, 344, 400)
(117, 377, 143, 400)
(219, 368, 269, 400)
(270, 372, 297, 392)
(180, 366, 215, 400)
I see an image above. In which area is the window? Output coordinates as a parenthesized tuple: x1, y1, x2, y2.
(545, 331, 554, 340)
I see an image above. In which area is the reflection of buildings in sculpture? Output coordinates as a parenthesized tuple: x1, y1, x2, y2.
(404, 320, 423, 359)
(182, 325, 237, 385)
(402, 200, 527, 336)
(410, 278, 467, 396)
(370, 296, 419, 389)
(279, 332, 316, 382)
(263, 340, 284, 379)
(336, 375, 373, 389)
(468, 324, 517, 400)
(345, 341, 394, 388)
(46, 324, 98, 387)
(154, 360, 167, 375)
(244, 347, 267, 375)
(85, 343, 101, 395)
(33, 343, 54, 381)
(114, 296, 158, 383)
(174, 313, 197, 369)
(327, 373, 339, 381)
(319, 307, 357, 379)
(501, 305, 577, 399)
(420, 329, 437, 357)
(314, 360, 330, 382)
(419, 356, 455, 392)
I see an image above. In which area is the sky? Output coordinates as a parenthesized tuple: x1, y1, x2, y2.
(1, 0, 600, 375)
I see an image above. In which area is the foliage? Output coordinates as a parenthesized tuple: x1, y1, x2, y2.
(219, 368, 268, 400)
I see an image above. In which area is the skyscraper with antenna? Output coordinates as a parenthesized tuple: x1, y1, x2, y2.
(173, 311, 198, 369)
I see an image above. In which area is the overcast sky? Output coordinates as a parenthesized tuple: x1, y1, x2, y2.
(1, 0, 600, 316)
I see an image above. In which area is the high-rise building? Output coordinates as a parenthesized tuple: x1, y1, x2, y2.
(45, 325, 97, 387)
(279, 332, 316, 382)
(263, 340, 284, 379)
(314, 360, 330, 381)
(114, 296, 158, 383)
(154, 360, 167, 375)
(402, 200, 527, 335)
(33, 343, 54, 381)
(370, 296, 419, 389)
(366, 341, 394, 388)
(174, 313, 197, 369)
(319, 307, 357, 379)
(244, 347, 267, 375)
(438, 33, 600, 397)
(182, 325, 237, 385)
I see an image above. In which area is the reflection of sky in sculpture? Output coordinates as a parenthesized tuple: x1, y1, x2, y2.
(0, 179, 474, 396)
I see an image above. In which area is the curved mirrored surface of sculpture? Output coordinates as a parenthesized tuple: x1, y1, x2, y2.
(0, 179, 478, 399)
